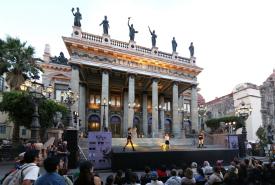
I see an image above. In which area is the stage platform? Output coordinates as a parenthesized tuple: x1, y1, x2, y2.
(111, 145, 239, 171)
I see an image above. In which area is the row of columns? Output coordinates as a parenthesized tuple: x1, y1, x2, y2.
(70, 66, 199, 137)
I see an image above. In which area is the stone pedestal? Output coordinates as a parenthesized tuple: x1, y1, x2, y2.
(46, 128, 64, 143)
(128, 41, 136, 50)
(172, 52, 178, 60)
(190, 56, 196, 64)
(72, 26, 82, 38)
(151, 47, 158, 55)
(102, 34, 111, 45)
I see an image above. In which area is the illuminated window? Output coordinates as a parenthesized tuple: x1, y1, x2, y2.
(110, 95, 121, 107)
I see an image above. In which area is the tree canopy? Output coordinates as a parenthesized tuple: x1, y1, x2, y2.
(0, 91, 68, 129)
(0, 36, 43, 90)
(205, 116, 244, 133)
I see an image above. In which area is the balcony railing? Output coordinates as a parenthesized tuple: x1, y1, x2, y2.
(81, 32, 193, 65)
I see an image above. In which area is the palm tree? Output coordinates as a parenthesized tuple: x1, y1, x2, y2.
(0, 36, 43, 142)
(0, 36, 43, 90)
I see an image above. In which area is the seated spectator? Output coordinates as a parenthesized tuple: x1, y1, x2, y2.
(223, 166, 238, 185)
(114, 170, 124, 185)
(177, 169, 184, 178)
(140, 166, 151, 185)
(122, 169, 133, 184)
(74, 160, 94, 185)
(145, 171, 163, 185)
(190, 162, 198, 177)
(165, 169, 181, 185)
(130, 172, 140, 185)
(106, 175, 114, 185)
(157, 165, 168, 183)
(35, 157, 66, 185)
(202, 161, 213, 176)
(194, 168, 206, 183)
(181, 168, 196, 185)
(205, 166, 223, 185)
(58, 168, 73, 185)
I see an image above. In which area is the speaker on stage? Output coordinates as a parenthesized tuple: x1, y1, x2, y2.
(64, 129, 79, 169)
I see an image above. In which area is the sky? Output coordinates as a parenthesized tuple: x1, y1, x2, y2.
(1, 0, 275, 102)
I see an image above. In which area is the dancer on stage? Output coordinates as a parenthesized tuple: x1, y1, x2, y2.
(198, 131, 204, 148)
(123, 128, 135, 151)
(164, 133, 170, 150)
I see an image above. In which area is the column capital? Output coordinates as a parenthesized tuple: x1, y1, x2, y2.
(151, 78, 159, 83)
(191, 84, 198, 89)
(101, 69, 111, 74)
(71, 63, 80, 70)
(173, 81, 179, 86)
(128, 74, 136, 79)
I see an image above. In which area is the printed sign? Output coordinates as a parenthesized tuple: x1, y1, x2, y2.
(88, 132, 112, 169)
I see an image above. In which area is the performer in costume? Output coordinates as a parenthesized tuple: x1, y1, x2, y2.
(164, 133, 170, 150)
(198, 131, 204, 148)
(123, 128, 135, 151)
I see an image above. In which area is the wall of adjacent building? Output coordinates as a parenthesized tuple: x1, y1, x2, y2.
(233, 83, 262, 143)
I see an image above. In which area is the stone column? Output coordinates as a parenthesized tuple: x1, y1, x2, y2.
(191, 85, 198, 132)
(179, 94, 185, 138)
(123, 90, 129, 136)
(152, 79, 159, 138)
(101, 70, 109, 130)
(159, 95, 165, 136)
(172, 82, 180, 138)
(142, 92, 148, 137)
(79, 83, 86, 130)
(70, 64, 80, 127)
(128, 75, 135, 129)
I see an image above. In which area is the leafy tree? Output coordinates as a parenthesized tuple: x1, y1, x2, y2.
(0, 37, 43, 90)
(205, 116, 243, 133)
(0, 91, 67, 141)
(256, 126, 268, 146)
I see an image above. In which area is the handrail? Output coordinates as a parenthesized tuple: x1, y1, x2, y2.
(79, 32, 192, 65)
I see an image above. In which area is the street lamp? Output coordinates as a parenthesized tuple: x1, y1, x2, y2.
(20, 80, 53, 142)
(61, 87, 79, 128)
(235, 101, 252, 157)
(225, 122, 236, 134)
(198, 105, 207, 131)
(73, 111, 79, 129)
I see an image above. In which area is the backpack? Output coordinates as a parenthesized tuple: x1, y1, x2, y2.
(1, 164, 36, 185)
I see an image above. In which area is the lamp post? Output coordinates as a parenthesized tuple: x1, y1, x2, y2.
(20, 80, 53, 142)
(61, 87, 79, 128)
(235, 101, 252, 157)
(198, 105, 207, 131)
(73, 111, 79, 130)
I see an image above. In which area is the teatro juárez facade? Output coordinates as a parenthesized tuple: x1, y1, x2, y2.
(41, 17, 203, 138)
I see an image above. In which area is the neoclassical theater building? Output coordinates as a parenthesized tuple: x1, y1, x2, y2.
(41, 25, 203, 138)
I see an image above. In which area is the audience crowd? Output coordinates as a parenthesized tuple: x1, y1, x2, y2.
(1, 140, 275, 185)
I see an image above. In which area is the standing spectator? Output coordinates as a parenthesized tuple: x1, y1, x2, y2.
(165, 169, 181, 185)
(57, 141, 69, 170)
(34, 157, 66, 185)
(140, 166, 151, 185)
(181, 168, 196, 185)
(129, 173, 140, 185)
(246, 142, 252, 156)
(21, 149, 41, 185)
(145, 172, 163, 185)
(223, 166, 238, 185)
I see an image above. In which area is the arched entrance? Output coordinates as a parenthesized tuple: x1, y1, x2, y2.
(164, 118, 172, 134)
(88, 115, 101, 131)
(133, 117, 141, 136)
(110, 115, 121, 137)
